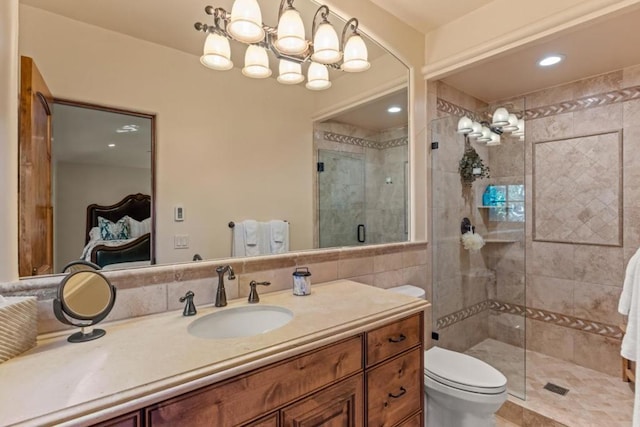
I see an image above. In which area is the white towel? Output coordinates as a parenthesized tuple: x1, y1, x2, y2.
(269, 220, 289, 254)
(244, 220, 258, 246)
(618, 247, 640, 427)
(619, 247, 640, 360)
(231, 222, 246, 257)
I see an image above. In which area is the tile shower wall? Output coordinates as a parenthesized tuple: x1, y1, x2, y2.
(314, 122, 408, 246)
(520, 67, 640, 376)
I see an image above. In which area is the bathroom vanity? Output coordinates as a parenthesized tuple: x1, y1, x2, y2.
(0, 280, 428, 426)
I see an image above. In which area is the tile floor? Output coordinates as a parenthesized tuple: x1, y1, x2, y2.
(466, 338, 634, 427)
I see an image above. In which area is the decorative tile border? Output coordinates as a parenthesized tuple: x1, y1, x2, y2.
(323, 131, 407, 150)
(437, 299, 623, 339)
(436, 98, 483, 122)
(437, 86, 640, 122)
(491, 301, 624, 339)
(436, 300, 492, 329)
(525, 86, 640, 120)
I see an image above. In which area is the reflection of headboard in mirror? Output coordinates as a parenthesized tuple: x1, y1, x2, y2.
(86, 193, 151, 244)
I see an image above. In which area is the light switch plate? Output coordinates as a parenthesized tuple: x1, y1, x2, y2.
(174, 234, 189, 249)
(174, 205, 184, 222)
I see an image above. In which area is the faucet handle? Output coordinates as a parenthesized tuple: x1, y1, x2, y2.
(248, 281, 271, 304)
(179, 290, 197, 316)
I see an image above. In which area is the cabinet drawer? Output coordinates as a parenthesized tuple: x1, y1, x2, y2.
(396, 412, 421, 427)
(93, 411, 142, 427)
(366, 314, 421, 367)
(243, 412, 278, 427)
(146, 335, 362, 427)
(282, 374, 364, 427)
(367, 348, 422, 427)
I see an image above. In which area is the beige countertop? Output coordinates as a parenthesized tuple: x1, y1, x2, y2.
(0, 280, 428, 427)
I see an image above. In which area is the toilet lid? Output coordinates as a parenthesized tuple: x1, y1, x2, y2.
(424, 347, 507, 394)
(387, 285, 426, 299)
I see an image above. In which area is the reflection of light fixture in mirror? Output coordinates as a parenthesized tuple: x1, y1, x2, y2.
(116, 124, 139, 133)
(200, 33, 233, 70)
(487, 133, 501, 146)
(277, 59, 304, 84)
(108, 143, 116, 148)
(456, 116, 473, 134)
(538, 54, 565, 67)
(242, 45, 272, 78)
(388, 106, 402, 113)
(459, 106, 525, 144)
(194, 1, 370, 91)
(53, 270, 117, 343)
(306, 62, 331, 90)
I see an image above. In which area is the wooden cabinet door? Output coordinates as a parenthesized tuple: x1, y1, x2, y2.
(243, 413, 279, 427)
(281, 375, 363, 427)
(92, 411, 142, 427)
(19, 56, 53, 276)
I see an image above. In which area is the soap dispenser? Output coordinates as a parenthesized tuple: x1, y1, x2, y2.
(482, 185, 494, 207)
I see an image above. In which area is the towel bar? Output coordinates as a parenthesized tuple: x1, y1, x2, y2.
(229, 220, 288, 228)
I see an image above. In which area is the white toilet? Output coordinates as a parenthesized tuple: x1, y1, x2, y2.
(388, 285, 507, 427)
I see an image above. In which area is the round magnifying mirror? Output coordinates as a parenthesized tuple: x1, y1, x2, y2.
(53, 270, 116, 343)
(61, 260, 101, 274)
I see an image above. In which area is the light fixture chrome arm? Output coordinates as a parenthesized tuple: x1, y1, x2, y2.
(311, 5, 331, 37)
(341, 18, 359, 51)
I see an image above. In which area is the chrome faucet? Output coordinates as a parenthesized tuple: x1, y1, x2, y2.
(215, 265, 235, 307)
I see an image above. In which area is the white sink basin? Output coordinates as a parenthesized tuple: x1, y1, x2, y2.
(188, 305, 294, 339)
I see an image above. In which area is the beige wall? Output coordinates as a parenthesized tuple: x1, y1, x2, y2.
(423, 0, 640, 79)
(0, 0, 19, 282)
(54, 162, 152, 272)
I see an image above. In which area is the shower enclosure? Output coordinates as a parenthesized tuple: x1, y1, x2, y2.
(316, 124, 409, 248)
(430, 100, 527, 399)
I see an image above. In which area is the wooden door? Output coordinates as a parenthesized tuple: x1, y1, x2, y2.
(19, 56, 53, 276)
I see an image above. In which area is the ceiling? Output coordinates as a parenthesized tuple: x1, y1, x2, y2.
(52, 104, 152, 169)
(368, 0, 495, 33)
(327, 89, 408, 131)
(439, 6, 640, 102)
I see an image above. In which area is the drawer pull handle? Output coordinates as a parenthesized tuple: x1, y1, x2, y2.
(388, 387, 407, 399)
(388, 334, 406, 343)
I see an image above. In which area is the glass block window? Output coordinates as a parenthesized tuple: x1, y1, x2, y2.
(489, 184, 525, 222)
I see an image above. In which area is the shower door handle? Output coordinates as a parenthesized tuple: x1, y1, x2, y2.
(357, 224, 366, 243)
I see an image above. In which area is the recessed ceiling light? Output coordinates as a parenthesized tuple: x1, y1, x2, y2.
(108, 143, 116, 148)
(538, 54, 565, 67)
(387, 106, 402, 113)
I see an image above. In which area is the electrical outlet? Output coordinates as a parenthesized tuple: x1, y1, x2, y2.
(174, 234, 189, 249)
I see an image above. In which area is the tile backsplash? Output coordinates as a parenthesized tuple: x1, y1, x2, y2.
(1, 242, 429, 335)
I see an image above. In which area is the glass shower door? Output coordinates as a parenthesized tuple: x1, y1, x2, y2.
(430, 108, 526, 399)
(317, 149, 365, 248)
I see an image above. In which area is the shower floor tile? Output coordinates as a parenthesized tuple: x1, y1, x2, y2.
(466, 338, 634, 427)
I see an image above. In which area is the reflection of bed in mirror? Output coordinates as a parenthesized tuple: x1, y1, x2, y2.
(82, 193, 152, 269)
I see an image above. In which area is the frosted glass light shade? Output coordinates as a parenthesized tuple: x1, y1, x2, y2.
(275, 8, 307, 55)
(277, 59, 304, 84)
(456, 116, 473, 134)
(487, 133, 501, 146)
(306, 62, 331, 90)
(311, 22, 341, 64)
(492, 107, 510, 127)
(502, 114, 519, 132)
(242, 45, 271, 79)
(512, 119, 525, 136)
(341, 34, 369, 72)
(468, 121, 482, 138)
(228, 0, 265, 43)
(200, 33, 233, 71)
(477, 126, 492, 142)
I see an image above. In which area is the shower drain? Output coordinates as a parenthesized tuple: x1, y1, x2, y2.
(543, 382, 570, 396)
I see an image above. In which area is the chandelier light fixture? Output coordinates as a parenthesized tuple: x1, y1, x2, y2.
(194, 0, 371, 90)
(456, 106, 525, 145)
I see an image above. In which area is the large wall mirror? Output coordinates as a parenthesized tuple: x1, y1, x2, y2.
(17, 0, 410, 278)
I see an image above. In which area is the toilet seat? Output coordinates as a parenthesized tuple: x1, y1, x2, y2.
(425, 347, 507, 395)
